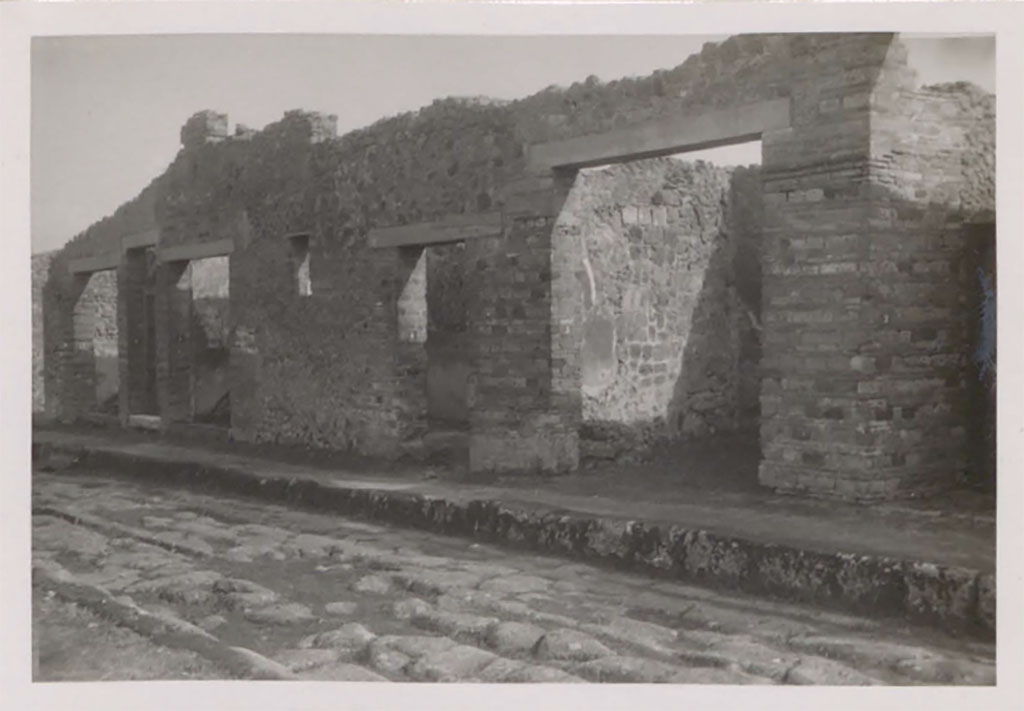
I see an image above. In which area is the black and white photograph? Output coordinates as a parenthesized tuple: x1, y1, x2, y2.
(3, 1, 1022, 709)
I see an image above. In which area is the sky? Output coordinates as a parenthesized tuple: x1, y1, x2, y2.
(30, 34, 995, 254)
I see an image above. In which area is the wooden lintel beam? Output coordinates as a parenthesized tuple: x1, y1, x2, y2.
(157, 238, 234, 263)
(368, 211, 503, 249)
(527, 98, 790, 172)
(68, 252, 120, 275)
(122, 229, 159, 251)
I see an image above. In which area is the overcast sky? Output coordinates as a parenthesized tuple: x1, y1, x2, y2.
(31, 34, 994, 254)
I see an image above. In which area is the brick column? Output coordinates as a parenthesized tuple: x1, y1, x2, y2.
(467, 171, 581, 475)
(156, 260, 193, 424)
(119, 249, 151, 420)
(757, 34, 979, 499)
(42, 266, 96, 422)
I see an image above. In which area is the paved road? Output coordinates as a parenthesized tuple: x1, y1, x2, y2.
(31, 467, 995, 684)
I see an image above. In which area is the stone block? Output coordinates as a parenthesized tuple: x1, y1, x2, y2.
(412, 610, 499, 641)
(903, 562, 979, 625)
(406, 644, 497, 682)
(572, 655, 680, 683)
(484, 621, 546, 655)
(300, 623, 377, 658)
(534, 629, 613, 662)
(243, 602, 315, 625)
(976, 573, 995, 631)
(679, 530, 752, 587)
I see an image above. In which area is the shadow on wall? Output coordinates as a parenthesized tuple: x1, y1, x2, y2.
(425, 242, 471, 429)
(958, 222, 995, 492)
(670, 166, 762, 442)
(191, 296, 232, 426)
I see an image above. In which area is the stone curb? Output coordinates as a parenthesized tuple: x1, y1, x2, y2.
(33, 438, 995, 639)
(32, 561, 297, 680)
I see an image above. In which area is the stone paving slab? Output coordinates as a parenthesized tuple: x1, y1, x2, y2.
(32, 428, 995, 637)
(33, 561, 296, 680)
(30, 470, 995, 685)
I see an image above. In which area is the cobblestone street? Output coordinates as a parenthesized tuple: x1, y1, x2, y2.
(32, 467, 995, 684)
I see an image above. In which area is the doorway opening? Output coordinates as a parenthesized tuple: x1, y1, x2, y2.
(395, 240, 472, 466)
(563, 138, 764, 491)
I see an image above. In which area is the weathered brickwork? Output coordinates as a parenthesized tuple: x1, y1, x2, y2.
(467, 209, 581, 475)
(118, 247, 158, 418)
(757, 40, 995, 499)
(156, 261, 193, 424)
(36, 33, 994, 499)
(562, 158, 761, 457)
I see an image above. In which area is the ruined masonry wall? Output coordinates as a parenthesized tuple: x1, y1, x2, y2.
(39, 34, 995, 499)
(43, 35, 887, 451)
(865, 79, 995, 491)
(224, 104, 524, 453)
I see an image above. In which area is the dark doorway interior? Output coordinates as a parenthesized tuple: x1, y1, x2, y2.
(426, 242, 470, 431)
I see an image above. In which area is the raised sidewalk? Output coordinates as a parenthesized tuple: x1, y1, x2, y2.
(31, 425, 995, 637)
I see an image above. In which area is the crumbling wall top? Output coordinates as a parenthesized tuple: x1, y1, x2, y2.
(181, 110, 229, 148)
(281, 110, 338, 143)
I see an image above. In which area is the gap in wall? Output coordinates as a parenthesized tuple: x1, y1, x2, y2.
(568, 139, 764, 491)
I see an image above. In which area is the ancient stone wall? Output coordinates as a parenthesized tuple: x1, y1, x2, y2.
(44, 34, 889, 449)
(757, 39, 996, 499)
(38, 33, 995, 498)
(475, 34, 902, 478)
(224, 103, 524, 453)
(561, 158, 761, 456)
(32, 251, 56, 414)
(868, 75, 995, 493)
